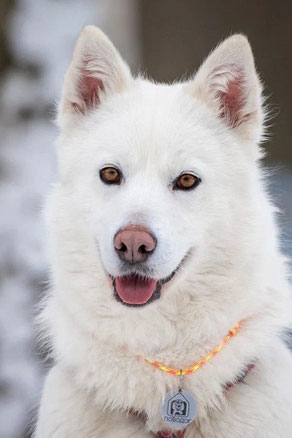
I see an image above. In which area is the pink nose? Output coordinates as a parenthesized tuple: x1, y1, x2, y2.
(114, 225, 157, 263)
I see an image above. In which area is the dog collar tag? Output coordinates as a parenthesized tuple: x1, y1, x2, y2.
(161, 389, 197, 429)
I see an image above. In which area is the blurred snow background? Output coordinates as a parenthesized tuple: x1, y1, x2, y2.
(0, 1, 290, 438)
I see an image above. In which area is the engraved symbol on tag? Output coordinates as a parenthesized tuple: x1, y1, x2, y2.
(160, 390, 197, 429)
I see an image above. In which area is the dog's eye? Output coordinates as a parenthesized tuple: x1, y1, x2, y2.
(174, 173, 201, 191)
(100, 167, 122, 185)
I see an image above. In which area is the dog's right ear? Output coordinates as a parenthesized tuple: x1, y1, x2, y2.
(59, 25, 132, 124)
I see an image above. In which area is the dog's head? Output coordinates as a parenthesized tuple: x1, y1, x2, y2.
(53, 26, 265, 310)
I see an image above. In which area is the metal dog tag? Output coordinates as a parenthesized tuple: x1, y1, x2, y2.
(161, 390, 197, 429)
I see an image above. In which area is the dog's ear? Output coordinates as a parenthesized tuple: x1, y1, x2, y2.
(190, 35, 264, 142)
(59, 25, 132, 123)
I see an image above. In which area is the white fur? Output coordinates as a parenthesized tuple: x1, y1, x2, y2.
(35, 26, 292, 437)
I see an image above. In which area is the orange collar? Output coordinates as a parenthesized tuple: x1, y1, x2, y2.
(144, 321, 241, 376)
(130, 321, 256, 438)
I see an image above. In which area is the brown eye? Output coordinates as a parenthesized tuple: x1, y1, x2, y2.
(100, 167, 122, 185)
(174, 173, 201, 191)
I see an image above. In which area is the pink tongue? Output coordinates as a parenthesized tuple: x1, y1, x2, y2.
(115, 276, 157, 305)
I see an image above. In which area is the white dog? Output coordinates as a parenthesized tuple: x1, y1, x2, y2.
(35, 26, 292, 437)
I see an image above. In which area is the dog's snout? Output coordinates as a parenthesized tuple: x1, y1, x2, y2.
(114, 225, 156, 263)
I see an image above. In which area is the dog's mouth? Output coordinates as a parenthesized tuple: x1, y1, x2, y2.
(113, 275, 161, 306)
(111, 257, 188, 307)
(108, 251, 191, 307)
(113, 272, 176, 307)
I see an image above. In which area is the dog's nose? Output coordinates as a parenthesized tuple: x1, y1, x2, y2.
(114, 225, 156, 263)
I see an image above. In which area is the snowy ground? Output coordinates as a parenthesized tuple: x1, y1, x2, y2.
(0, 2, 291, 438)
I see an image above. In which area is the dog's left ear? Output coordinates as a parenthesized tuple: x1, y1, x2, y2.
(59, 25, 132, 124)
(189, 34, 264, 143)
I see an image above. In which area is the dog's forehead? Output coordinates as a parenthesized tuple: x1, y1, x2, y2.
(85, 81, 223, 169)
